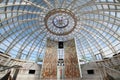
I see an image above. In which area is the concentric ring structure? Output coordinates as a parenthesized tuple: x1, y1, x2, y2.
(44, 9, 77, 41)
(45, 9, 77, 35)
(0, 0, 120, 61)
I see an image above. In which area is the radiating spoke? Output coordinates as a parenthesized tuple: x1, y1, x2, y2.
(61, 0, 66, 8)
(66, 0, 78, 9)
(23, 0, 48, 11)
(54, 0, 60, 8)
(43, 0, 53, 9)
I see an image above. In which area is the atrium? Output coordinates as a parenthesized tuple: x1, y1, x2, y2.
(0, 0, 120, 80)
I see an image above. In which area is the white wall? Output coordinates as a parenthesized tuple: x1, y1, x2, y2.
(80, 62, 103, 80)
(11, 62, 42, 80)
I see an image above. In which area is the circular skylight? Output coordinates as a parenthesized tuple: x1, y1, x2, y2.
(44, 9, 77, 41)
(53, 14, 69, 28)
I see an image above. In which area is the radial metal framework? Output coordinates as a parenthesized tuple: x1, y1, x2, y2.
(0, 0, 120, 61)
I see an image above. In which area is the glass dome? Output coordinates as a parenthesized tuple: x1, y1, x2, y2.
(0, 0, 120, 62)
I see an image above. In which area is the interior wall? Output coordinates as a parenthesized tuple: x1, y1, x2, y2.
(11, 63, 42, 80)
(80, 62, 102, 80)
(0, 53, 42, 80)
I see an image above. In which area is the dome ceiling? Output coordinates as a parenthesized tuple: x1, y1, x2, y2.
(0, 0, 120, 61)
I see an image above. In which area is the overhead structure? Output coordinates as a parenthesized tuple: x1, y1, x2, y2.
(0, 0, 120, 62)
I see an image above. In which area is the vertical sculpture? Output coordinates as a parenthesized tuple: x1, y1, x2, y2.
(41, 39, 57, 79)
(64, 39, 80, 79)
(41, 39, 80, 79)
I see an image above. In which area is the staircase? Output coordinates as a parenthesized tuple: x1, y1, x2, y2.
(0, 65, 22, 72)
(0, 65, 22, 80)
(97, 64, 120, 80)
(0, 71, 11, 80)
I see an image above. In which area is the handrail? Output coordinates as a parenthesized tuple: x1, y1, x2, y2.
(0, 65, 22, 72)
(40, 78, 81, 80)
(100, 64, 120, 80)
(0, 53, 34, 63)
(102, 64, 120, 74)
(0, 71, 11, 80)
